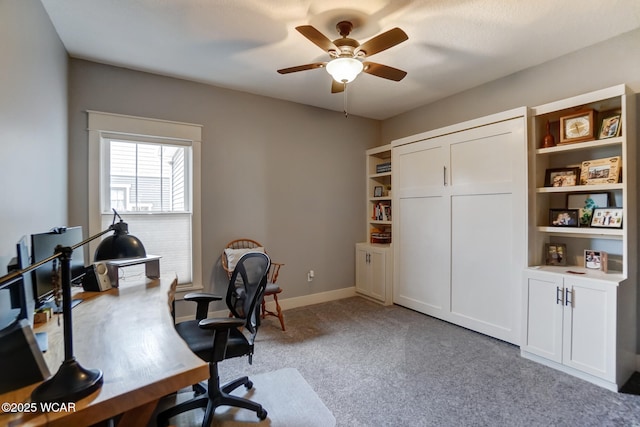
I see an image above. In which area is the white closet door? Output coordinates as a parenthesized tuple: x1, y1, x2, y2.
(393, 140, 450, 315)
(448, 118, 525, 344)
(392, 113, 525, 346)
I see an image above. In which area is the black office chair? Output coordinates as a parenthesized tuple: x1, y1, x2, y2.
(157, 252, 271, 426)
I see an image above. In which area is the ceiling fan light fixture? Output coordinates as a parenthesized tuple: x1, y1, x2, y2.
(326, 57, 363, 83)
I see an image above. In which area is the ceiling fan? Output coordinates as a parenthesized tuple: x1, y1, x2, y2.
(277, 21, 408, 93)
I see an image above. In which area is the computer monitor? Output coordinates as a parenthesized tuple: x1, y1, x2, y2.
(30, 226, 85, 308)
(0, 274, 22, 331)
(1, 236, 35, 329)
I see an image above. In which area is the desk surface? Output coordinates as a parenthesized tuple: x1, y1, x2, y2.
(0, 274, 208, 427)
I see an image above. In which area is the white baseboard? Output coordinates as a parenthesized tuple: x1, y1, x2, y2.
(175, 286, 357, 324)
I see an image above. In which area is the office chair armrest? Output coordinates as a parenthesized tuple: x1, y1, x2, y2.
(184, 292, 223, 320)
(198, 317, 246, 362)
(198, 317, 245, 330)
(184, 292, 223, 302)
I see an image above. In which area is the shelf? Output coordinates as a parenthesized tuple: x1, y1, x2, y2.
(536, 226, 623, 239)
(370, 220, 392, 225)
(366, 144, 393, 245)
(526, 265, 625, 285)
(524, 85, 635, 393)
(369, 171, 391, 179)
(535, 137, 622, 155)
(536, 183, 623, 193)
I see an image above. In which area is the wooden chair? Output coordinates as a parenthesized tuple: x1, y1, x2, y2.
(222, 239, 286, 331)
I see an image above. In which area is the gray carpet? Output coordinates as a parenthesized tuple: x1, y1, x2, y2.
(217, 297, 640, 427)
(157, 367, 335, 427)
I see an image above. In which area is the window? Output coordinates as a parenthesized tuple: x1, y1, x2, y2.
(101, 138, 192, 282)
(87, 111, 202, 289)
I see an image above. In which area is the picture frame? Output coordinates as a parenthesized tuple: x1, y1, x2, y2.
(373, 186, 383, 197)
(580, 156, 621, 185)
(559, 109, 594, 144)
(584, 250, 608, 272)
(567, 192, 611, 226)
(598, 114, 621, 139)
(590, 207, 623, 228)
(544, 167, 580, 187)
(545, 243, 567, 266)
(549, 209, 579, 227)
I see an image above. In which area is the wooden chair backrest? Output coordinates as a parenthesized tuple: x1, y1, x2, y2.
(222, 239, 282, 284)
(167, 276, 178, 322)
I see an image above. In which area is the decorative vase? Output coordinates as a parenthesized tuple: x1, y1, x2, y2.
(542, 120, 555, 148)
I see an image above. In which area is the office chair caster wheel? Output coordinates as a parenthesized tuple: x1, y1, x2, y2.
(245, 380, 253, 389)
(257, 408, 268, 420)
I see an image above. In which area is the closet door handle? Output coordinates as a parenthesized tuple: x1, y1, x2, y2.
(443, 166, 447, 186)
(556, 287, 563, 305)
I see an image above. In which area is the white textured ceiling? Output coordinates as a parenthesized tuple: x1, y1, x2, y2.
(40, 0, 640, 120)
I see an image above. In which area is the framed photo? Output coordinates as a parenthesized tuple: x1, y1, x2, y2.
(559, 109, 594, 144)
(549, 209, 579, 227)
(545, 243, 567, 266)
(584, 250, 608, 272)
(373, 186, 383, 197)
(544, 167, 580, 187)
(567, 192, 611, 226)
(580, 156, 621, 185)
(598, 114, 621, 139)
(590, 207, 623, 228)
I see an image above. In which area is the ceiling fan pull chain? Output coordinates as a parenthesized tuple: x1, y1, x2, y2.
(343, 82, 348, 117)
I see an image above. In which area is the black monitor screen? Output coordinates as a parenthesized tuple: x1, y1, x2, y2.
(30, 226, 85, 306)
(16, 236, 35, 326)
(0, 236, 34, 329)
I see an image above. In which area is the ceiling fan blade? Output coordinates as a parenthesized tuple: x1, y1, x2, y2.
(296, 25, 339, 53)
(362, 62, 407, 81)
(356, 27, 408, 57)
(277, 62, 326, 74)
(331, 80, 345, 93)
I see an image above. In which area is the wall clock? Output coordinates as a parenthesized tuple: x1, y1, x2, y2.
(559, 109, 594, 144)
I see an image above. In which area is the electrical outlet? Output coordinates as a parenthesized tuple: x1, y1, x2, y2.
(307, 270, 314, 282)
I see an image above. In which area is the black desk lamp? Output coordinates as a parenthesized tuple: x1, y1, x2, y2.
(0, 210, 146, 403)
(94, 210, 146, 261)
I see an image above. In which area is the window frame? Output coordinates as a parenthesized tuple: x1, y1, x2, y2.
(87, 111, 202, 290)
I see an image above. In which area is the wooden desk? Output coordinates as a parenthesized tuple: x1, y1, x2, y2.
(0, 275, 208, 427)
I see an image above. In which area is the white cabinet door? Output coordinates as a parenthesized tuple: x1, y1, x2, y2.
(522, 272, 616, 383)
(522, 273, 563, 363)
(393, 140, 450, 316)
(355, 244, 370, 296)
(563, 278, 615, 381)
(355, 244, 391, 304)
(368, 247, 387, 302)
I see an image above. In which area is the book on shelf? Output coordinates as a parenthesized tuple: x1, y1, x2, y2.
(376, 162, 391, 173)
(372, 202, 392, 221)
(370, 231, 391, 244)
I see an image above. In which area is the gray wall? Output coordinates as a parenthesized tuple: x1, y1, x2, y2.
(68, 59, 379, 307)
(0, 0, 68, 269)
(382, 28, 640, 143)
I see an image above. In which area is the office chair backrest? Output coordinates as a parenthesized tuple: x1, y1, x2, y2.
(226, 252, 270, 336)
